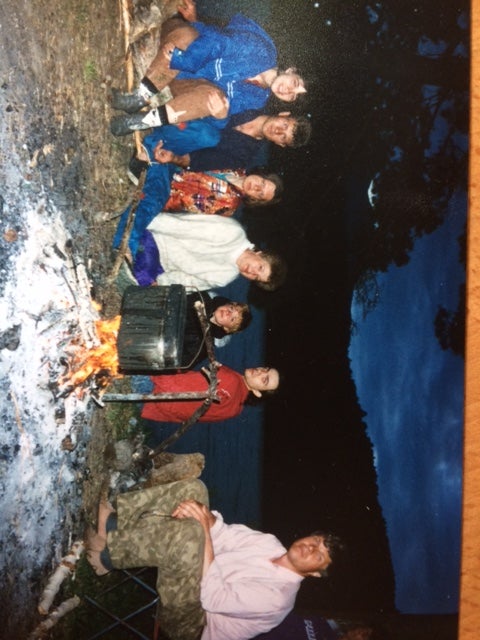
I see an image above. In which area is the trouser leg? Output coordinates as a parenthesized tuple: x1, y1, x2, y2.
(145, 18, 199, 91)
(110, 18, 200, 115)
(107, 479, 208, 564)
(155, 517, 206, 640)
(110, 78, 228, 136)
(166, 78, 227, 122)
(107, 480, 208, 640)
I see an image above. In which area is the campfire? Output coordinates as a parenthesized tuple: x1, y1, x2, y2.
(57, 285, 188, 400)
(57, 315, 122, 399)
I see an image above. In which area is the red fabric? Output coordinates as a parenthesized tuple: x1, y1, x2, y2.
(164, 171, 244, 216)
(141, 365, 249, 423)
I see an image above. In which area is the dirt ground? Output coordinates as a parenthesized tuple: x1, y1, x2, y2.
(0, 0, 180, 633)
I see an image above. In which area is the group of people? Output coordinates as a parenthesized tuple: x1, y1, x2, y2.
(111, 0, 314, 427)
(85, 4, 374, 640)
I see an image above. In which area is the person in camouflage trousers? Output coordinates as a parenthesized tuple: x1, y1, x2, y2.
(86, 478, 344, 640)
(86, 479, 208, 640)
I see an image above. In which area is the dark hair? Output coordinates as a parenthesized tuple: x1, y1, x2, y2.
(243, 366, 281, 405)
(255, 249, 288, 291)
(291, 116, 312, 148)
(275, 67, 308, 102)
(310, 529, 345, 577)
(242, 171, 284, 207)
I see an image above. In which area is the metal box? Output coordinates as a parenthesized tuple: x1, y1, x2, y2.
(116, 285, 187, 372)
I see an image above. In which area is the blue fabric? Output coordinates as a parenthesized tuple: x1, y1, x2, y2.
(132, 230, 165, 286)
(130, 375, 154, 394)
(170, 14, 277, 114)
(188, 110, 269, 171)
(113, 120, 222, 256)
(143, 120, 222, 157)
(113, 163, 174, 256)
(252, 613, 339, 640)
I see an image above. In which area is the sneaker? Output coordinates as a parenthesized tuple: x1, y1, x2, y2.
(127, 155, 148, 186)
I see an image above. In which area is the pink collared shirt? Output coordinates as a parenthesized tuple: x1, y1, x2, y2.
(201, 512, 304, 640)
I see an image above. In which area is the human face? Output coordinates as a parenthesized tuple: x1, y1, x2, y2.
(242, 175, 276, 202)
(286, 535, 332, 577)
(237, 250, 272, 283)
(263, 115, 295, 147)
(270, 70, 306, 103)
(212, 303, 241, 333)
(244, 367, 279, 397)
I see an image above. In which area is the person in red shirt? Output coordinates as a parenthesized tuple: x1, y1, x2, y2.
(141, 365, 279, 423)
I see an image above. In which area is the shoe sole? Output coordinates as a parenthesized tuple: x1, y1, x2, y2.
(127, 169, 139, 186)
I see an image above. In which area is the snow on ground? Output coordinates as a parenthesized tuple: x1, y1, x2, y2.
(0, 164, 100, 623)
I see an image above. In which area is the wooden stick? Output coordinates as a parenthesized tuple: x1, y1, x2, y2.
(107, 171, 146, 283)
(29, 596, 81, 638)
(37, 541, 85, 615)
(120, 0, 142, 155)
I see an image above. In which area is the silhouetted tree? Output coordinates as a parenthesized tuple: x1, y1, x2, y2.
(434, 283, 466, 356)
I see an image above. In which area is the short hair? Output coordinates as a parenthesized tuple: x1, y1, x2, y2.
(291, 116, 312, 148)
(276, 67, 308, 102)
(310, 529, 345, 577)
(243, 366, 281, 405)
(256, 249, 288, 291)
(243, 171, 284, 207)
(229, 302, 252, 333)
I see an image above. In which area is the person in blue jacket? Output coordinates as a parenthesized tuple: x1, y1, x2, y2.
(126, 109, 312, 185)
(112, 122, 282, 260)
(110, 3, 306, 136)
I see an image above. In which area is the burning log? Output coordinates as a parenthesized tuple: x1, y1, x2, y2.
(56, 315, 122, 397)
(37, 541, 84, 615)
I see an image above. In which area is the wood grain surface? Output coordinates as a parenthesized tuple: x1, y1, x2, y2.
(459, 2, 480, 637)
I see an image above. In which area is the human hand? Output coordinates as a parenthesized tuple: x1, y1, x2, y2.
(162, 42, 175, 62)
(178, 0, 197, 22)
(207, 91, 229, 119)
(172, 499, 216, 530)
(154, 141, 175, 163)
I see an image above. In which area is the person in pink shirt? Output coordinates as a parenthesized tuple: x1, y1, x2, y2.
(86, 479, 344, 640)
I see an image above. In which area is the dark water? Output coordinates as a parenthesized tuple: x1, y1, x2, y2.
(145, 275, 266, 527)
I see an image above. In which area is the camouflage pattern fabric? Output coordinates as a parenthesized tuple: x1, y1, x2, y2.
(107, 479, 209, 640)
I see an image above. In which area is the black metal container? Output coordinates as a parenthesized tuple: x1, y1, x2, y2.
(116, 285, 187, 372)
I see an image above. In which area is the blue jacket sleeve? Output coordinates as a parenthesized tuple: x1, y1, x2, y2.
(170, 14, 276, 79)
(112, 163, 175, 256)
(170, 21, 225, 73)
(143, 120, 222, 157)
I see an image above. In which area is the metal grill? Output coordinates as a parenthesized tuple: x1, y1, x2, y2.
(79, 568, 163, 640)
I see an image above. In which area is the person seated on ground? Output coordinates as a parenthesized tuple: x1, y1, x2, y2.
(141, 363, 279, 424)
(163, 168, 282, 215)
(85, 478, 344, 640)
(130, 212, 287, 291)
(110, 2, 306, 135)
(127, 109, 312, 184)
(181, 291, 252, 368)
(113, 159, 283, 261)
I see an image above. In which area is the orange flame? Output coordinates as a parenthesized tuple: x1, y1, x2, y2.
(59, 315, 122, 390)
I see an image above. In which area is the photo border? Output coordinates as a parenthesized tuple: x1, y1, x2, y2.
(459, 2, 479, 638)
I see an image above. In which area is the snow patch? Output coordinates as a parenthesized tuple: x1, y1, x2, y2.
(0, 194, 99, 622)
